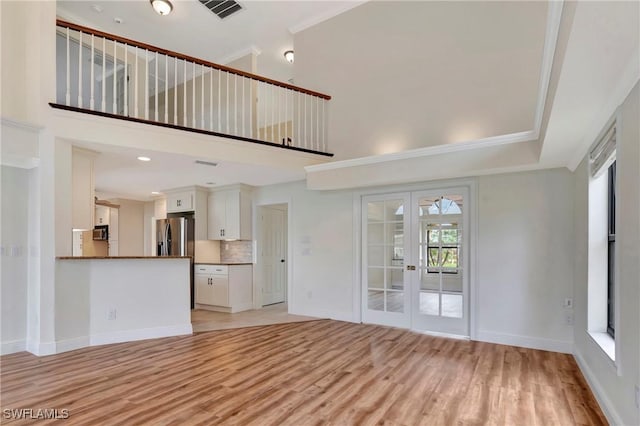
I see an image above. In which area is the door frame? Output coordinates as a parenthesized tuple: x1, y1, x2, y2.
(353, 178, 478, 339)
(254, 200, 293, 311)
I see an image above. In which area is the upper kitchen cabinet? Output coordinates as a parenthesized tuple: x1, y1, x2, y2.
(95, 205, 110, 225)
(208, 185, 252, 240)
(166, 191, 194, 213)
(71, 147, 97, 230)
(163, 186, 208, 240)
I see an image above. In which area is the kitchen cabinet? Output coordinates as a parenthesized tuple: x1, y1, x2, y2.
(208, 187, 252, 240)
(166, 191, 194, 213)
(163, 187, 208, 240)
(194, 264, 252, 312)
(95, 205, 110, 225)
(72, 147, 96, 231)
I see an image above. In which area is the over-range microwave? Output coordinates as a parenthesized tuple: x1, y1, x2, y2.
(93, 225, 109, 241)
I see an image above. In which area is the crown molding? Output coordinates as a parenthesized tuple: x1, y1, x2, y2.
(306, 1, 563, 175)
(217, 45, 262, 66)
(288, 1, 369, 34)
(305, 130, 536, 173)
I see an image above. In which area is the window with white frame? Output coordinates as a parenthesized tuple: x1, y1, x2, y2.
(588, 120, 617, 359)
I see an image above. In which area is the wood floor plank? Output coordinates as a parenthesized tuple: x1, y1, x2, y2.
(0, 320, 606, 425)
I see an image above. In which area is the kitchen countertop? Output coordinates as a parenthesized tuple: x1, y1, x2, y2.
(57, 256, 191, 260)
(195, 262, 253, 265)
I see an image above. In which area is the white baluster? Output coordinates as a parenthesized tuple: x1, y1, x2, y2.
(209, 68, 213, 131)
(173, 56, 177, 124)
(264, 83, 268, 140)
(201, 64, 205, 129)
(123, 43, 128, 116)
(304, 94, 308, 149)
(297, 92, 302, 148)
(90, 34, 95, 110)
(226, 72, 230, 133)
(322, 99, 326, 152)
(65, 27, 70, 106)
(234, 73, 238, 136)
(164, 55, 168, 123)
(316, 97, 320, 151)
(134, 46, 139, 118)
(271, 85, 275, 143)
(192, 62, 196, 128)
(102, 38, 106, 112)
(145, 49, 149, 120)
(217, 70, 221, 132)
(277, 86, 281, 145)
(242, 76, 245, 137)
(78, 31, 83, 108)
(183, 60, 187, 126)
(249, 78, 253, 138)
(113, 39, 117, 114)
(154, 52, 158, 121)
(284, 88, 288, 146)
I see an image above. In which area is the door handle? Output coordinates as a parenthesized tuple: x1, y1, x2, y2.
(406, 265, 416, 271)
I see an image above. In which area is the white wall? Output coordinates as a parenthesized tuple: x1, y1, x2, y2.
(56, 258, 192, 352)
(254, 168, 576, 353)
(573, 82, 639, 426)
(1, 166, 29, 354)
(476, 169, 574, 352)
(112, 198, 145, 256)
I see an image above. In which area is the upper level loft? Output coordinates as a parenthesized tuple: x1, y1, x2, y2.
(53, 20, 332, 157)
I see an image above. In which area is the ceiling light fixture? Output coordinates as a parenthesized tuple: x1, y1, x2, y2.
(137, 156, 151, 162)
(150, 0, 173, 16)
(151, 191, 161, 195)
(284, 50, 294, 64)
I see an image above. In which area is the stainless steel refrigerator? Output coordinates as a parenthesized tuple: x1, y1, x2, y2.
(157, 215, 195, 308)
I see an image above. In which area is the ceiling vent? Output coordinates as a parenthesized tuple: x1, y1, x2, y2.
(195, 160, 219, 167)
(199, 0, 243, 19)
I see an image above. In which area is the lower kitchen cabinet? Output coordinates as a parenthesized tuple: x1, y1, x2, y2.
(194, 264, 252, 313)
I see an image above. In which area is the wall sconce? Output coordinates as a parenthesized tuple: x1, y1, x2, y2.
(284, 50, 294, 63)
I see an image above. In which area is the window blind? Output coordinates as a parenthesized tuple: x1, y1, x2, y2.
(590, 122, 616, 178)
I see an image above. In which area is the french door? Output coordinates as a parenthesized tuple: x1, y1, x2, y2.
(362, 187, 470, 336)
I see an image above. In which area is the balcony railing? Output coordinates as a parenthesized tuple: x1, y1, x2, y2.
(53, 20, 332, 156)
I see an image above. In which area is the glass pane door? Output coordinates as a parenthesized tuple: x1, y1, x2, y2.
(411, 189, 469, 336)
(362, 193, 411, 328)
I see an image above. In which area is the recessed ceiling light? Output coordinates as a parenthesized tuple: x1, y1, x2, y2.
(137, 156, 151, 162)
(151, 191, 161, 195)
(150, 0, 173, 16)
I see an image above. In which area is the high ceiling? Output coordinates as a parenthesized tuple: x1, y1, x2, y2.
(56, 0, 364, 83)
(48, 0, 639, 197)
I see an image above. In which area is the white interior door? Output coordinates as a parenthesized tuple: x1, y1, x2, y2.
(261, 207, 286, 306)
(362, 188, 470, 337)
(362, 193, 411, 328)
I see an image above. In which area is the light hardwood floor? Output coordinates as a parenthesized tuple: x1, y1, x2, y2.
(191, 303, 319, 332)
(1, 320, 606, 425)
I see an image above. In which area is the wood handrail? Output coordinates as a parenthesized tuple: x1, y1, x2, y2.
(56, 19, 331, 100)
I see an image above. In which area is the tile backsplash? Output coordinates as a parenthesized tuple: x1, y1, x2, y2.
(220, 240, 253, 263)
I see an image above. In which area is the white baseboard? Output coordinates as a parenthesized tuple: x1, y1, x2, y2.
(56, 336, 90, 354)
(573, 349, 623, 426)
(89, 324, 193, 346)
(230, 302, 254, 313)
(26, 340, 57, 356)
(1, 339, 26, 355)
(476, 330, 573, 354)
(288, 307, 355, 323)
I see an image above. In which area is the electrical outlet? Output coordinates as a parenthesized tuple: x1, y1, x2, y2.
(564, 312, 574, 326)
(563, 298, 573, 308)
(107, 308, 117, 321)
